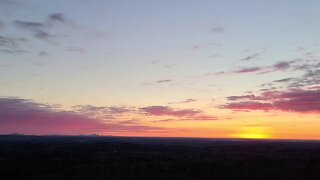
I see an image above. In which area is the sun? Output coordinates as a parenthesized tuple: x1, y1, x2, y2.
(235, 126, 271, 139)
(238, 133, 269, 139)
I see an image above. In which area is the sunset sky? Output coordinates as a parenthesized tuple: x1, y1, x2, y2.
(0, 0, 319, 139)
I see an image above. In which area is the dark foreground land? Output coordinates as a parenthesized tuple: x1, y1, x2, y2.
(1, 135, 320, 180)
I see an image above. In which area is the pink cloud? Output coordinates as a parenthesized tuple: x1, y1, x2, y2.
(0, 97, 162, 135)
(273, 61, 291, 70)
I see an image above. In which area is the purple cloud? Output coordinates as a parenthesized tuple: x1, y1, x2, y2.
(222, 88, 320, 113)
(225, 60, 320, 113)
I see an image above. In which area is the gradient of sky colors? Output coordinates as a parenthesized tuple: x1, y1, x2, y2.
(0, 0, 320, 139)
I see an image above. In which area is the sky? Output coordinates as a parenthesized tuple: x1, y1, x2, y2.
(0, 0, 320, 139)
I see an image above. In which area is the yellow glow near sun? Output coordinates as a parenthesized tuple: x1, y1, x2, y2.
(235, 126, 271, 139)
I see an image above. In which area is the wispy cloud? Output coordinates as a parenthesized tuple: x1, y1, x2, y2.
(13, 20, 44, 29)
(38, 51, 49, 56)
(66, 46, 85, 53)
(213, 60, 297, 75)
(12, 13, 75, 41)
(140, 106, 217, 121)
(210, 26, 224, 34)
(191, 42, 221, 50)
(13, 20, 53, 40)
(73, 105, 135, 120)
(48, 13, 66, 24)
(0, 63, 14, 68)
(0, 49, 28, 54)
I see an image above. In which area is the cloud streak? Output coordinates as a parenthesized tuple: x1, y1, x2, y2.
(141, 106, 201, 117)
(214, 60, 297, 75)
(241, 53, 260, 61)
(156, 79, 172, 83)
(234, 67, 262, 73)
